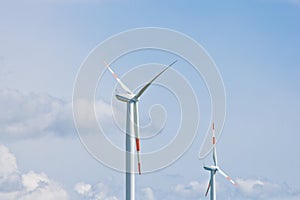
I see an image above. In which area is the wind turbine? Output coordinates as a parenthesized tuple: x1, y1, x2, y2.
(203, 122, 236, 200)
(105, 60, 177, 200)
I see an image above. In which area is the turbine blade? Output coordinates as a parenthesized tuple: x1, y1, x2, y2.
(212, 122, 218, 166)
(134, 60, 177, 99)
(133, 102, 141, 175)
(217, 167, 236, 186)
(104, 61, 133, 94)
(205, 180, 211, 197)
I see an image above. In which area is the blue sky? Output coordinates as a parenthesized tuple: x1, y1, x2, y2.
(0, 0, 300, 199)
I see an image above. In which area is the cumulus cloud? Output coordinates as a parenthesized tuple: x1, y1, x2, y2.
(0, 88, 115, 140)
(0, 88, 163, 144)
(0, 145, 18, 177)
(173, 181, 206, 198)
(170, 178, 300, 200)
(74, 182, 92, 196)
(18, 172, 68, 200)
(74, 182, 119, 200)
(73, 98, 114, 133)
(236, 178, 300, 200)
(0, 89, 71, 139)
(0, 145, 22, 192)
(0, 144, 68, 200)
(140, 187, 155, 200)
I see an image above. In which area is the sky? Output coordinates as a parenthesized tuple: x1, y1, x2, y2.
(0, 0, 300, 199)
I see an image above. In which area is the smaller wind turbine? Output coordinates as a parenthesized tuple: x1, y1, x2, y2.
(203, 122, 236, 200)
(105, 60, 177, 200)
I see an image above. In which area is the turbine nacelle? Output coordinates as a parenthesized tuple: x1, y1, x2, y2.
(116, 93, 137, 103)
(203, 165, 218, 171)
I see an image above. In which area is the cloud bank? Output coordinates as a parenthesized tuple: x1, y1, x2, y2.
(1, 139, 299, 200)
(74, 182, 119, 200)
(0, 88, 114, 140)
(0, 144, 123, 200)
(171, 178, 299, 200)
(0, 89, 73, 139)
(140, 187, 156, 200)
(0, 144, 68, 200)
(236, 178, 300, 200)
(173, 181, 206, 198)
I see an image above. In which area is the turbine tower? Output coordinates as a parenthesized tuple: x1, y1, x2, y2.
(203, 122, 236, 200)
(105, 60, 177, 200)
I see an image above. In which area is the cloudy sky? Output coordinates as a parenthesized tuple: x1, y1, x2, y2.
(0, 0, 300, 199)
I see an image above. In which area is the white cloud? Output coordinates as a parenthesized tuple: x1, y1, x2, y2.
(0, 145, 18, 177)
(74, 182, 92, 196)
(0, 88, 115, 140)
(22, 171, 50, 192)
(173, 181, 206, 198)
(73, 98, 114, 132)
(0, 144, 69, 200)
(0, 145, 22, 192)
(236, 178, 300, 200)
(19, 172, 69, 200)
(74, 182, 119, 200)
(0, 89, 70, 139)
(140, 187, 155, 200)
(169, 178, 300, 200)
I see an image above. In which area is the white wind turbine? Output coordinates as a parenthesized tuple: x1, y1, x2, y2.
(203, 122, 236, 200)
(105, 60, 177, 200)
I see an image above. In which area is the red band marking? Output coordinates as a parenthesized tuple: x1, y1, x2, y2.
(212, 122, 215, 130)
(213, 137, 216, 145)
(136, 138, 140, 151)
(205, 182, 211, 196)
(112, 73, 118, 79)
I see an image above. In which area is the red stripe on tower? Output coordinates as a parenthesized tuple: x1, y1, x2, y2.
(136, 138, 140, 151)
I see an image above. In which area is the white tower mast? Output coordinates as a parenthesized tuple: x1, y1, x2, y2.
(105, 61, 177, 200)
(203, 122, 236, 200)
